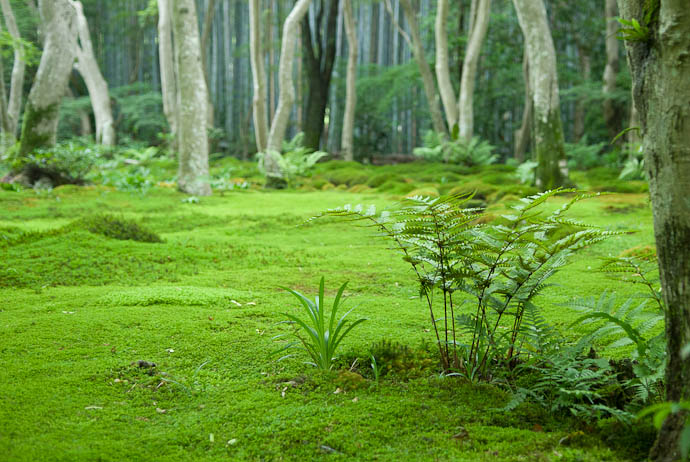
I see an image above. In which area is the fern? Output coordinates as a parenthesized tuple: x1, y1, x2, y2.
(315, 189, 615, 378)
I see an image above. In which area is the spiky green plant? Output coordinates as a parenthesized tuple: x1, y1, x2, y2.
(274, 277, 367, 370)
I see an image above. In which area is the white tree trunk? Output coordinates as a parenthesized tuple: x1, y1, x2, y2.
(70, 0, 115, 146)
(264, 0, 311, 185)
(0, 0, 25, 142)
(172, 0, 211, 196)
(18, 0, 77, 157)
(341, 0, 357, 161)
(603, 0, 621, 141)
(435, 0, 458, 131)
(249, 0, 268, 152)
(457, 0, 491, 140)
(157, 0, 177, 143)
(513, 0, 567, 189)
(399, 0, 446, 135)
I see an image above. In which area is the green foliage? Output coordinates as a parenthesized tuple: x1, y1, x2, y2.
(515, 161, 537, 185)
(76, 214, 163, 243)
(318, 189, 615, 378)
(113, 85, 168, 145)
(565, 138, 608, 170)
(0, 30, 41, 65)
(619, 157, 646, 181)
(256, 133, 327, 187)
(366, 339, 435, 380)
(413, 131, 497, 167)
(273, 277, 367, 370)
(10, 139, 102, 185)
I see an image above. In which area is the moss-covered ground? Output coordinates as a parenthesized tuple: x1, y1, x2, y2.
(0, 163, 657, 461)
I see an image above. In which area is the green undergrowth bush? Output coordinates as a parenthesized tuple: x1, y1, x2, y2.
(414, 130, 497, 167)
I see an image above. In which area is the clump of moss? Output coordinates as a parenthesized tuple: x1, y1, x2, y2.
(75, 215, 163, 243)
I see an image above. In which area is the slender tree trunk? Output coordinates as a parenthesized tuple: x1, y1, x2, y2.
(435, 0, 458, 131)
(18, 0, 77, 158)
(618, 2, 690, 461)
(200, 0, 216, 128)
(603, 0, 623, 143)
(398, 0, 447, 135)
(574, 45, 591, 142)
(172, 0, 211, 196)
(514, 49, 531, 162)
(157, 0, 177, 146)
(70, 0, 115, 146)
(301, 0, 340, 151)
(249, 0, 268, 152)
(0, 0, 25, 144)
(457, 0, 491, 140)
(512, 0, 567, 190)
(266, 0, 311, 152)
(341, 0, 356, 161)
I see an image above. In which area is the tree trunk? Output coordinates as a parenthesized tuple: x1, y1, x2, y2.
(157, 0, 177, 146)
(266, 0, 311, 153)
(457, 0, 491, 140)
(618, 2, 690, 461)
(435, 0, 458, 131)
(301, 0, 340, 151)
(0, 0, 25, 144)
(249, 0, 268, 152)
(18, 0, 77, 158)
(514, 49, 531, 162)
(603, 0, 623, 143)
(574, 45, 591, 142)
(512, 0, 567, 190)
(398, 0, 447, 135)
(200, 0, 216, 128)
(172, 0, 211, 196)
(70, 0, 115, 146)
(341, 0, 356, 161)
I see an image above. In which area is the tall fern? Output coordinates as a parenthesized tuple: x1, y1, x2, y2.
(315, 189, 616, 377)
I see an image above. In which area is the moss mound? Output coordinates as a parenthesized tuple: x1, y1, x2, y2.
(75, 215, 162, 243)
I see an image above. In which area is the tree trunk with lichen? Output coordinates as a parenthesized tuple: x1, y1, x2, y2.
(70, 0, 115, 146)
(513, 0, 567, 190)
(172, 0, 211, 196)
(249, 0, 268, 152)
(157, 0, 177, 149)
(603, 0, 624, 143)
(18, 0, 77, 158)
(341, 0, 356, 161)
(457, 0, 491, 140)
(0, 0, 25, 147)
(617, 1, 690, 461)
(265, 0, 311, 187)
(399, 0, 446, 135)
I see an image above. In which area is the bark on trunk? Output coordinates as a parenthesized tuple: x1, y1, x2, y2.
(70, 0, 115, 146)
(512, 0, 567, 190)
(200, 0, 216, 128)
(18, 0, 77, 158)
(157, 0, 177, 145)
(514, 49, 531, 162)
(0, 0, 25, 143)
(574, 45, 591, 142)
(172, 0, 211, 196)
(266, 0, 311, 153)
(249, 0, 268, 152)
(603, 0, 623, 143)
(618, 2, 690, 460)
(341, 0, 356, 161)
(398, 0, 447, 135)
(301, 0, 340, 151)
(457, 0, 491, 140)
(435, 0, 458, 131)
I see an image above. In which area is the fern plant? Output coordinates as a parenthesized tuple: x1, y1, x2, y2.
(413, 130, 497, 167)
(256, 133, 327, 187)
(316, 189, 615, 378)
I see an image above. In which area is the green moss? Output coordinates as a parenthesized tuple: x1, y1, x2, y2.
(75, 214, 162, 243)
(323, 168, 370, 186)
(18, 101, 60, 158)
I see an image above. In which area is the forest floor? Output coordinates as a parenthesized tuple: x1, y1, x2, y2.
(0, 166, 657, 461)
